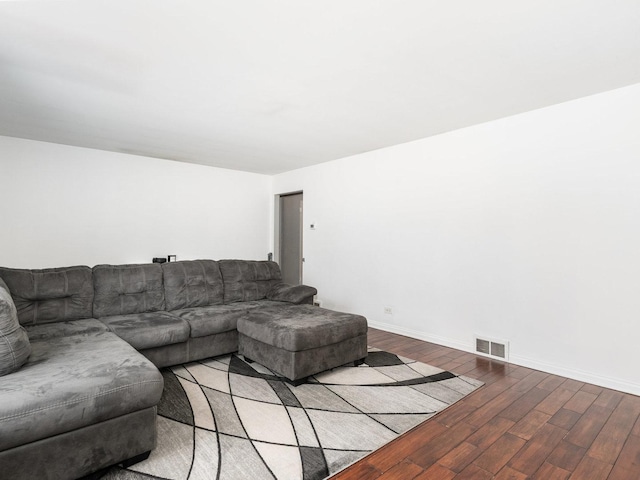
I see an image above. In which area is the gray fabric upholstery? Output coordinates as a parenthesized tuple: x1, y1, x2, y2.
(0, 266, 93, 325)
(266, 283, 317, 304)
(23, 318, 108, 341)
(219, 260, 282, 303)
(0, 257, 368, 478)
(0, 278, 31, 376)
(93, 264, 165, 317)
(0, 407, 156, 480)
(162, 260, 224, 311)
(140, 340, 188, 369)
(0, 330, 163, 451)
(237, 304, 368, 352)
(141, 330, 238, 368)
(174, 300, 284, 338)
(239, 334, 368, 381)
(183, 331, 239, 364)
(99, 311, 190, 350)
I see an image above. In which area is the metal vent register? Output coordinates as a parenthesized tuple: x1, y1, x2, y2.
(475, 336, 509, 361)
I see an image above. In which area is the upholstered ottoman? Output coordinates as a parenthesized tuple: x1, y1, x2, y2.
(237, 304, 368, 385)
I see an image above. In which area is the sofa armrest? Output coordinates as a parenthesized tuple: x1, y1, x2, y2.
(266, 283, 317, 305)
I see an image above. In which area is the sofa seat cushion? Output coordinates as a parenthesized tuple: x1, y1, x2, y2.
(100, 312, 190, 350)
(237, 304, 368, 352)
(23, 318, 109, 341)
(174, 300, 285, 338)
(0, 331, 163, 451)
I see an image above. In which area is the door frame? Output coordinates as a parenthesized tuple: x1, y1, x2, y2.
(274, 190, 303, 282)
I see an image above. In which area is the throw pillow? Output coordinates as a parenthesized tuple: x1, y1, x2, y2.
(0, 278, 31, 376)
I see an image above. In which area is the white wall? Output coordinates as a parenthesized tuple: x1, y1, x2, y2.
(273, 83, 640, 395)
(0, 136, 271, 268)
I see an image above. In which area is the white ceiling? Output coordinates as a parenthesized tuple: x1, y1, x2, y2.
(1, 1, 640, 175)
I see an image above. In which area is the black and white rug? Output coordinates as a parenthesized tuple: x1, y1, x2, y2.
(106, 347, 483, 480)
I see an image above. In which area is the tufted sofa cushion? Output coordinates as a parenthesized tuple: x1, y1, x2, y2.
(161, 260, 224, 311)
(219, 260, 282, 303)
(0, 266, 94, 325)
(93, 264, 165, 317)
(0, 278, 31, 376)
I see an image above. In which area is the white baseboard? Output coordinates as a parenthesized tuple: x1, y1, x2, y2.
(509, 354, 640, 397)
(369, 320, 469, 352)
(369, 320, 640, 396)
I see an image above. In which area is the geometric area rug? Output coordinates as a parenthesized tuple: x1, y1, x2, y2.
(105, 347, 483, 480)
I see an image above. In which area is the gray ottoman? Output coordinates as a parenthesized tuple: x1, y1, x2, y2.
(237, 304, 368, 385)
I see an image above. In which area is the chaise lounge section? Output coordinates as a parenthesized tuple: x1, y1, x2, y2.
(0, 259, 367, 479)
(0, 269, 163, 480)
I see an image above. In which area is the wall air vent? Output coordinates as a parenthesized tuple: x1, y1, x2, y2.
(474, 335, 509, 361)
(476, 338, 490, 355)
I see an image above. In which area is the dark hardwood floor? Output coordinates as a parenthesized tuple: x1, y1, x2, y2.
(330, 328, 640, 480)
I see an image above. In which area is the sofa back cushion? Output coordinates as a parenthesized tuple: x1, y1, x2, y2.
(219, 260, 282, 303)
(162, 260, 224, 311)
(0, 278, 31, 376)
(0, 266, 94, 325)
(93, 264, 164, 317)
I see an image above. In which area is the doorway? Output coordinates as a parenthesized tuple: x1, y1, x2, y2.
(277, 192, 303, 285)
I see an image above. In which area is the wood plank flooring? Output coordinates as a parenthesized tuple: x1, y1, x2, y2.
(330, 328, 640, 480)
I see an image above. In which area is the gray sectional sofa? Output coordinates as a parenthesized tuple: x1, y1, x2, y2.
(0, 259, 367, 480)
